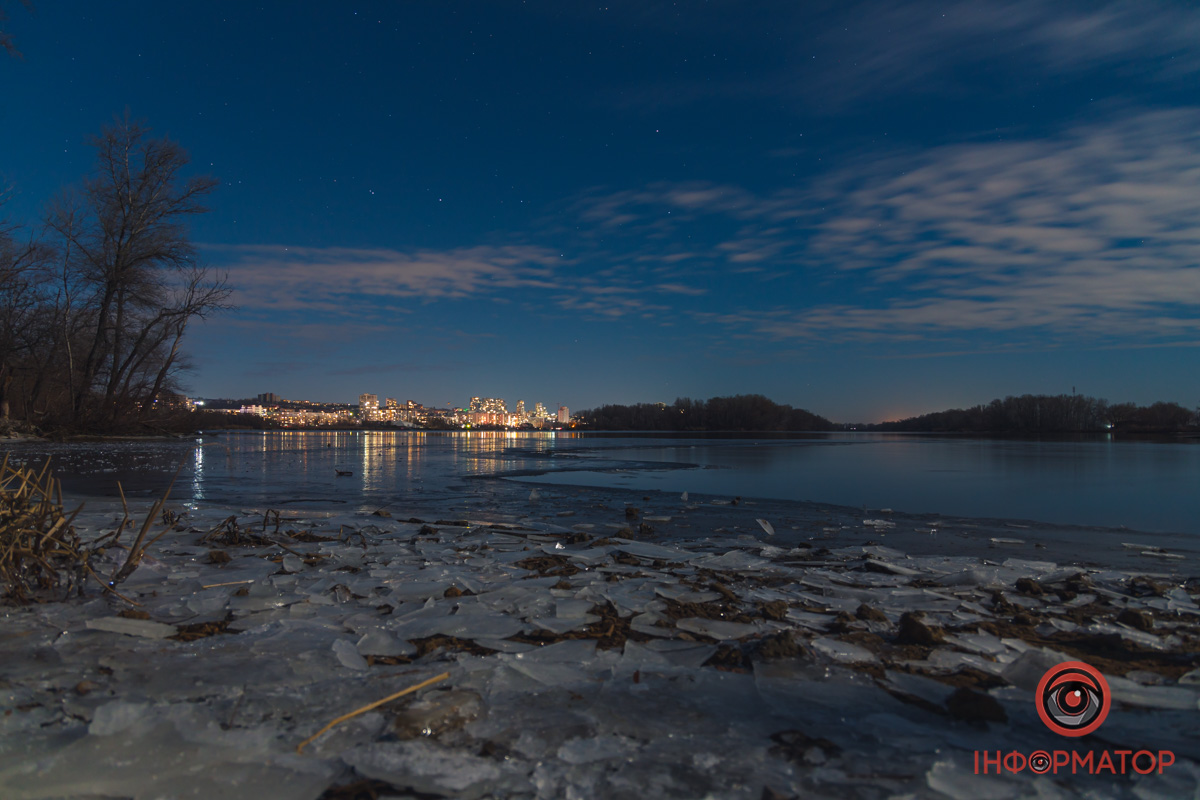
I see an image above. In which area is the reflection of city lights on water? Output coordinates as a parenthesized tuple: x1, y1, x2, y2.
(179, 430, 590, 507)
(191, 444, 205, 503)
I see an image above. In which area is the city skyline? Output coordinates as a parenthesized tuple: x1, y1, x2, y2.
(4, 3, 1199, 423)
(197, 390, 573, 429)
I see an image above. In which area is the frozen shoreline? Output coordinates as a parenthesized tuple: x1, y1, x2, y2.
(2, 497, 1199, 799)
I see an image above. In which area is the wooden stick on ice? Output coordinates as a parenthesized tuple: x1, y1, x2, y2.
(296, 671, 450, 754)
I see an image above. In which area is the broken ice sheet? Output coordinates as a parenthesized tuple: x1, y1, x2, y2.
(2, 711, 335, 800)
(926, 756, 1021, 800)
(344, 740, 509, 799)
(89, 700, 152, 735)
(512, 639, 599, 663)
(675, 617, 760, 641)
(527, 615, 592, 635)
(689, 550, 770, 571)
(558, 734, 641, 765)
(84, 617, 177, 639)
(635, 639, 718, 669)
(1106, 676, 1200, 710)
(555, 597, 594, 619)
(355, 630, 416, 657)
(613, 541, 690, 561)
(810, 637, 878, 664)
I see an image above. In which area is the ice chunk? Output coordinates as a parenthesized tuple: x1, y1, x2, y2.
(564, 546, 615, 564)
(89, 700, 151, 736)
(756, 518, 775, 535)
(1106, 676, 1199, 710)
(639, 639, 718, 668)
(556, 598, 594, 620)
(1001, 648, 1072, 691)
(882, 671, 954, 708)
(436, 613, 527, 640)
(356, 630, 417, 658)
(558, 734, 639, 764)
(527, 616, 591, 635)
(614, 541, 690, 561)
(785, 609, 838, 630)
(512, 639, 597, 663)
(690, 551, 769, 571)
(862, 558, 922, 576)
(470, 638, 537, 653)
(6, 718, 336, 800)
(629, 612, 677, 638)
(392, 689, 483, 739)
(344, 740, 503, 799)
(1000, 558, 1058, 574)
(85, 617, 177, 639)
(811, 637, 878, 664)
(653, 584, 719, 603)
(186, 592, 232, 616)
(942, 632, 1008, 657)
(333, 638, 368, 670)
(937, 568, 1003, 587)
(674, 618, 760, 641)
(927, 757, 1020, 799)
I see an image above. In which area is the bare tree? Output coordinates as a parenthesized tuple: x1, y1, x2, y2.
(43, 114, 230, 428)
(0, 198, 51, 422)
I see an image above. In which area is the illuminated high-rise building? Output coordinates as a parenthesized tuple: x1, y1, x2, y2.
(359, 394, 378, 421)
(516, 400, 526, 417)
(534, 402, 547, 418)
(557, 406, 570, 424)
(470, 397, 507, 414)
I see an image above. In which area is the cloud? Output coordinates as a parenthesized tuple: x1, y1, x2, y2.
(206, 244, 565, 315)
(603, 1, 1200, 114)
(329, 361, 465, 376)
(790, 110, 1200, 341)
(576, 109, 1200, 348)
(205, 241, 714, 325)
(798, 1, 1200, 106)
(655, 283, 707, 296)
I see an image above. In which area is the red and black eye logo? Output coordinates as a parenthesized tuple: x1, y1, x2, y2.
(1036, 661, 1111, 737)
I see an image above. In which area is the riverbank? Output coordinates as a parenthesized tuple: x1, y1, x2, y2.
(2, 496, 1197, 799)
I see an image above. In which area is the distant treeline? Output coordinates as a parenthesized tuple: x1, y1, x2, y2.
(578, 394, 835, 432)
(866, 394, 1198, 433)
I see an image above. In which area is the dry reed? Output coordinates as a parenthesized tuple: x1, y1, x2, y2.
(0, 455, 179, 604)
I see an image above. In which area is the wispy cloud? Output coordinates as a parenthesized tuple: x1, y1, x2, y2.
(604, 1, 1200, 113)
(798, 1, 1200, 107)
(205, 241, 705, 324)
(576, 109, 1200, 347)
(206, 244, 565, 316)
(329, 361, 466, 377)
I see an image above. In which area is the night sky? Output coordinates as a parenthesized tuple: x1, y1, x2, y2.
(4, 1, 1199, 422)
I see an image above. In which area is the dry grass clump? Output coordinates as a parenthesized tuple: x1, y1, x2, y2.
(0, 455, 89, 602)
(1, 455, 177, 604)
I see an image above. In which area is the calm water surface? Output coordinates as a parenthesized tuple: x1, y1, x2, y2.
(4, 431, 1197, 534)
